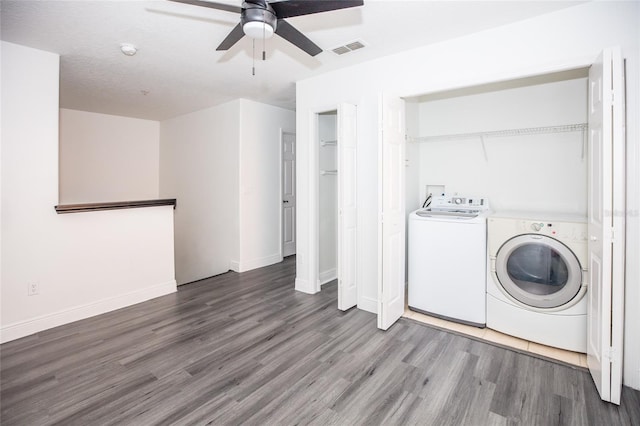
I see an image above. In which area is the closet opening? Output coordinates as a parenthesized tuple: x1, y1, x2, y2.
(311, 104, 357, 311)
(401, 66, 592, 355)
(317, 110, 338, 289)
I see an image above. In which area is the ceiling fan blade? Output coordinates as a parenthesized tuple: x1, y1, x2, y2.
(216, 23, 245, 50)
(270, 0, 363, 19)
(244, 0, 268, 6)
(167, 0, 242, 14)
(275, 19, 322, 56)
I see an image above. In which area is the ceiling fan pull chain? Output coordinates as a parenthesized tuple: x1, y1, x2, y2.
(262, 15, 266, 61)
(252, 38, 256, 76)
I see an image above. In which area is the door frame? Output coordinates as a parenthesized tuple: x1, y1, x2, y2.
(384, 64, 598, 331)
(308, 104, 359, 300)
(309, 105, 339, 294)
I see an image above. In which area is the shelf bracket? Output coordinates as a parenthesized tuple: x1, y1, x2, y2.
(480, 135, 489, 162)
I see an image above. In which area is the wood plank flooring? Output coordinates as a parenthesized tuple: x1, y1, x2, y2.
(2, 256, 639, 425)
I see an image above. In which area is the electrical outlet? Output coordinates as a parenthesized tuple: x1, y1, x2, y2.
(28, 282, 39, 296)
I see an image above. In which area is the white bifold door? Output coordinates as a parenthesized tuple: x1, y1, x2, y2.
(377, 94, 406, 330)
(587, 47, 626, 404)
(337, 103, 358, 311)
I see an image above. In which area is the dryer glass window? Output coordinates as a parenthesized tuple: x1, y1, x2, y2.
(494, 234, 583, 309)
(506, 244, 568, 295)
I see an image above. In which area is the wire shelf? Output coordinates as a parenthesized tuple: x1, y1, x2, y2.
(408, 123, 587, 143)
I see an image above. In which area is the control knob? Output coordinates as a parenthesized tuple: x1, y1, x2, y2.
(531, 222, 544, 232)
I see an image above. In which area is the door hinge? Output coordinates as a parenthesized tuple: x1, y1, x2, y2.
(610, 226, 615, 242)
(605, 346, 615, 361)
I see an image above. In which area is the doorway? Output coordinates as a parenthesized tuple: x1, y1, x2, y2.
(318, 111, 338, 285)
(312, 104, 358, 310)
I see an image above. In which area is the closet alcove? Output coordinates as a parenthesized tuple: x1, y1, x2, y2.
(318, 110, 338, 286)
(405, 67, 590, 216)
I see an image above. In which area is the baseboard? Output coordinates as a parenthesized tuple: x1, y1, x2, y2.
(234, 253, 283, 273)
(318, 268, 337, 286)
(0, 280, 177, 344)
(358, 296, 378, 314)
(229, 260, 240, 272)
(295, 277, 317, 294)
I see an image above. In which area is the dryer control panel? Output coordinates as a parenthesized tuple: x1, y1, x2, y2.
(519, 219, 587, 242)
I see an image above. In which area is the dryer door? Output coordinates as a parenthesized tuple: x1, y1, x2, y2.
(495, 234, 583, 309)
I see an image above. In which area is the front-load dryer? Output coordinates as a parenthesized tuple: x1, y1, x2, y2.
(487, 212, 588, 352)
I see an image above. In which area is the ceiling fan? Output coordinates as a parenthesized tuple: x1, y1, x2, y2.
(169, 0, 364, 57)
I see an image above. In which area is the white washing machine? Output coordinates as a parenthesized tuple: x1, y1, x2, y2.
(487, 212, 588, 353)
(408, 195, 490, 327)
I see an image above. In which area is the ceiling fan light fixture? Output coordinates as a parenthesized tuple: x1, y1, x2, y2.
(243, 21, 274, 39)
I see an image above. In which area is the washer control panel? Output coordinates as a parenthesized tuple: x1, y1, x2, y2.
(431, 195, 490, 211)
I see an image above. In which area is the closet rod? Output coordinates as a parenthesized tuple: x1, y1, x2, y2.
(408, 123, 587, 143)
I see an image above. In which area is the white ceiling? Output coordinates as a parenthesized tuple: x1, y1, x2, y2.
(1, 0, 583, 121)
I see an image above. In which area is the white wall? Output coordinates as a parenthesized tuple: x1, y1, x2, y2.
(159, 100, 240, 285)
(59, 109, 160, 204)
(159, 99, 295, 284)
(236, 99, 296, 272)
(296, 2, 640, 388)
(318, 112, 337, 284)
(415, 78, 587, 214)
(1, 42, 176, 343)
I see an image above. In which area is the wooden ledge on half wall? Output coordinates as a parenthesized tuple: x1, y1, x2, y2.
(55, 199, 177, 214)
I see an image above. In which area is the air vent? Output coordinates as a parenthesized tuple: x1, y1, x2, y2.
(345, 41, 365, 51)
(332, 46, 351, 55)
(332, 40, 366, 55)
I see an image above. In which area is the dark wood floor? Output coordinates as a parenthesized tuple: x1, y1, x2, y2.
(1, 256, 639, 425)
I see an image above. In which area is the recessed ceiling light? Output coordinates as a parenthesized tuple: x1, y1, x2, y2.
(120, 43, 137, 56)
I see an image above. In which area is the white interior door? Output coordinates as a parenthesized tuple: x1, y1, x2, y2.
(282, 131, 296, 257)
(587, 47, 625, 405)
(337, 103, 358, 310)
(377, 94, 406, 330)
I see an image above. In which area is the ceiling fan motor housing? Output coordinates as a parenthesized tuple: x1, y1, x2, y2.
(241, 1, 277, 33)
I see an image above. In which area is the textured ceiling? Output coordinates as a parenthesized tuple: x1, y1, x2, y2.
(1, 0, 583, 121)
